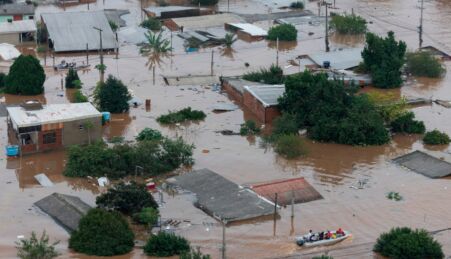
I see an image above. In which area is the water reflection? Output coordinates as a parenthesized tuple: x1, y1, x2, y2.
(267, 40, 298, 51)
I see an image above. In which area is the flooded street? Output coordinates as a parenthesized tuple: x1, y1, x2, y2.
(1, 0, 451, 258)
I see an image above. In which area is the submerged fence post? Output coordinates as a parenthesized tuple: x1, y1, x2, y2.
(273, 193, 278, 236)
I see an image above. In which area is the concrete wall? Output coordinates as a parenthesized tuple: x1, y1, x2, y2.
(62, 117, 102, 146)
(0, 33, 20, 45)
(243, 90, 280, 123)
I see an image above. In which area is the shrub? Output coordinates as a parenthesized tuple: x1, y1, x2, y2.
(109, 20, 118, 32)
(272, 113, 299, 137)
(16, 231, 59, 259)
(423, 130, 451, 145)
(242, 64, 284, 84)
(6, 55, 45, 95)
(140, 17, 162, 31)
(406, 51, 445, 78)
(96, 181, 158, 214)
(133, 207, 159, 226)
(267, 24, 297, 41)
(191, 0, 218, 6)
(240, 120, 261, 136)
(367, 92, 407, 123)
(94, 75, 131, 113)
(289, 1, 304, 9)
(387, 191, 402, 201)
(136, 128, 163, 142)
(373, 227, 444, 259)
(73, 90, 88, 103)
(65, 68, 80, 88)
(69, 209, 134, 256)
(274, 134, 306, 159)
(312, 256, 333, 259)
(180, 248, 211, 259)
(157, 107, 206, 124)
(144, 232, 190, 257)
(330, 14, 367, 34)
(390, 112, 425, 134)
(362, 31, 406, 88)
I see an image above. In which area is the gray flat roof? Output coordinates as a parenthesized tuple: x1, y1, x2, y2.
(144, 6, 201, 17)
(41, 11, 118, 52)
(308, 48, 363, 70)
(0, 3, 35, 15)
(244, 84, 285, 107)
(221, 77, 263, 94)
(171, 13, 244, 29)
(168, 168, 274, 222)
(0, 20, 36, 34)
(393, 150, 451, 178)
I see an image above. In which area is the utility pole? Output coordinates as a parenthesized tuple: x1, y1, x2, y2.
(323, 1, 331, 52)
(93, 27, 104, 83)
(227, 0, 230, 12)
(273, 193, 278, 236)
(419, 0, 424, 49)
(210, 50, 214, 76)
(221, 220, 226, 259)
(276, 37, 279, 66)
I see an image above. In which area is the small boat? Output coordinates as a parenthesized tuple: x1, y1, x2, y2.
(54, 60, 90, 71)
(295, 230, 351, 247)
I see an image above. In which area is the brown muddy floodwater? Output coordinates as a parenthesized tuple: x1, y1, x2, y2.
(2, 0, 451, 258)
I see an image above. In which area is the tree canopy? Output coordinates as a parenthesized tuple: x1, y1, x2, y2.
(65, 68, 80, 89)
(6, 55, 45, 95)
(94, 75, 131, 113)
(330, 14, 367, 34)
(362, 31, 406, 88)
(144, 232, 190, 257)
(406, 51, 445, 78)
(267, 24, 297, 41)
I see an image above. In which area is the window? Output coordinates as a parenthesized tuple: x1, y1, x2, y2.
(29, 16, 34, 19)
(79, 124, 84, 130)
(43, 132, 57, 144)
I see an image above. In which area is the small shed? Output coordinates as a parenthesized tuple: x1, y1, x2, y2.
(164, 13, 244, 31)
(225, 23, 267, 40)
(243, 84, 285, 123)
(143, 6, 211, 19)
(0, 20, 36, 45)
(35, 193, 91, 232)
(393, 150, 451, 178)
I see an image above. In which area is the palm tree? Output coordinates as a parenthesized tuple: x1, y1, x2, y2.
(223, 33, 237, 48)
(140, 30, 173, 54)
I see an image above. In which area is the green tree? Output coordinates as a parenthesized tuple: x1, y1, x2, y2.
(133, 207, 159, 226)
(423, 130, 451, 145)
(406, 51, 445, 78)
(240, 120, 261, 136)
(144, 232, 190, 257)
(140, 31, 173, 54)
(362, 31, 406, 88)
(96, 181, 158, 214)
(373, 227, 444, 259)
(73, 90, 88, 103)
(272, 113, 299, 137)
(224, 33, 237, 48)
(289, 1, 304, 9)
(69, 209, 134, 256)
(180, 247, 211, 259)
(267, 24, 297, 41)
(94, 75, 131, 113)
(140, 17, 162, 31)
(242, 64, 284, 84)
(330, 14, 367, 34)
(16, 231, 59, 259)
(6, 55, 45, 95)
(274, 134, 306, 159)
(157, 107, 206, 124)
(136, 128, 163, 142)
(390, 112, 425, 134)
(109, 20, 118, 32)
(65, 68, 80, 88)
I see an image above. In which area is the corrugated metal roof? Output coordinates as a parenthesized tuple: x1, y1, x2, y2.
(0, 3, 35, 15)
(41, 11, 118, 52)
(7, 102, 101, 128)
(308, 48, 363, 70)
(171, 13, 244, 29)
(227, 23, 267, 37)
(0, 43, 20, 60)
(0, 20, 36, 34)
(144, 6, 201, 17)
(244, 84, 285, 107)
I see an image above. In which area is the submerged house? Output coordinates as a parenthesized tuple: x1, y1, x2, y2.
(0, 3, 35, 23)
(0, 20, 37, 45)
(143, 6, 211, 19)
(7, 102, 102, 154)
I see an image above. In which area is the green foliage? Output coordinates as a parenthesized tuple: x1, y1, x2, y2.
(423, 130, 451, 145)
(367, 92, 407, 123)
(69, 209, 134, 256)
(141, 31, 173, 54)
(362, 31, 407, 88)
(242, 64, 284, 84)
(157, 107, 206, 124)
(278, 71, 390, 145)
(330, 14, 367, 34)
(406, 51, 445, 78)
(140, 17, 162, 31)
(180, 247, 211, 259)
(312, 256, 334, 259)
(6, 55, 45, 95)
(136, 127, 163, 142)
(96, 181, 158, 214)
(272, 113, 299, 137)
(65, 68, 80, 89)
(133, 207, 159, 226)
(274, 134, 306, 159)
(0, 72, 7, 89)
(144, 232, 190, 257)
(108, 20, 118, 32)
(387, 191, 402, 201)
(191, 0, 218, 6)
(73, 90, 88, 103)
(289, 1, 304, 9)
(94, 75, 131, 113)
(16, 231, 59, 259)
(267, 24, 297, 41)
(390, 112, 425, 134)
(373, 227, 444, 259)
(95, 63, 107, 72)
(224, 33, 237, 48)
(36, 21, 47, 44)
(240, 120, 261, 136)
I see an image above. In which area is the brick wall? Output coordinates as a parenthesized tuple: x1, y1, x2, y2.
(222, 81, 244, 103)
(243, 90, 281, 123)
(38, 129, 63, 152)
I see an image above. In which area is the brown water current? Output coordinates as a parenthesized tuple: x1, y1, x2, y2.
(1, 0, 451, 258)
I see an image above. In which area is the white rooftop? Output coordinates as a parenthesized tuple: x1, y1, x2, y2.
(227, 23, 268, 37)
(0, 43, 20, 60)
(7, 102, 101, 128)
(0, 20, 36, 34)
(244, 84, 285, 107)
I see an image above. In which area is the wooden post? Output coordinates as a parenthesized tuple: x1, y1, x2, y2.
(210, 50, 214, 76)
(52, 54, 55, 67)
(115, 32, 119, 59)
(325, 1, 330, 52)
(276, 37, 279, 66)
(222, 220, 226, 259)
(273, 193, 278, 236)
(86, 43, 89, 65)
(153, 66, 156, 85)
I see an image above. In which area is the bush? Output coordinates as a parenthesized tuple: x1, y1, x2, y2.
(423, 130, 451, 145)
(96, 181, 158, 214)
(94, 75, 131, 113)
(267, 24, 297, 41)
(133, 207, 159, 226)
(367, 92, 407, 123)
(290, 1, 304, 9)
(362, 31, 406, 88)
(390, 112, 425, 134)
(73, 90, 88, 103)
(406, 51, 445, 78)
(191, 0, 218, 6)
(140, 17, 162, 31)
(387, 191, 402, 201)
(272, 113, 299, 137)
(157, 107, 206, 124)
(274, 134, 306, 159)
(16, 231, 59, 259)
(240, 120, 261, 136)
(330, 14, 367, 34)
(144, 232, 190, 257)
(65, 68, 80, 88)
(373, 227, 444, 259)
(180, 248, 211, 259)
(312, 256, 333, 259)
(69, 209, 134, 256)
(6, 55, 45, 95)
(242, 64, 284, 84)
(136, 128, 163, 142)
(109, 20, 118, 32)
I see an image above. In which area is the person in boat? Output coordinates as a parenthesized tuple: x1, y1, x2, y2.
(319, 231, 324, 240)
(325, 230, 331, 239)
(332, 233, 336, 239)
(307, 230, 313, 241)
(336, 228, 345, 237)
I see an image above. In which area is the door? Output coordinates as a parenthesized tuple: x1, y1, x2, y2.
(13, 15, 22, 21)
